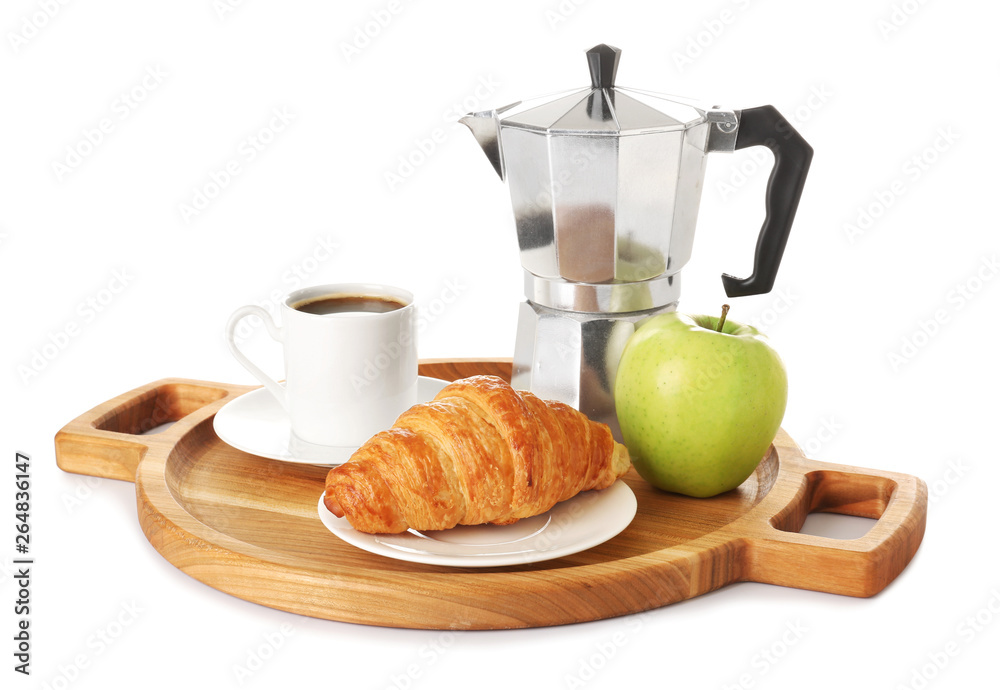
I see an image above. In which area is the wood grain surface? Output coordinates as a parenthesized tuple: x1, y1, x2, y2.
(54, 358, 927, 630)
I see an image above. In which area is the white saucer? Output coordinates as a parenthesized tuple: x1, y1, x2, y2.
(317, 481, 637, 567)
(213, 376, 450, 465)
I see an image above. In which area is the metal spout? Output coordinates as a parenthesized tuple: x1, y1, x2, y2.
(459, 109, 507, 181)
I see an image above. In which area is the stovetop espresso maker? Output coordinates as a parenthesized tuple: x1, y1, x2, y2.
(461, 44, 812, 438)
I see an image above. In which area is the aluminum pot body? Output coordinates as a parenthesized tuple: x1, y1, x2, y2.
(503, 120, 719, 312)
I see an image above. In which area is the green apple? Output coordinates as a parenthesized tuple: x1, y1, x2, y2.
(614, 309, 787, 497)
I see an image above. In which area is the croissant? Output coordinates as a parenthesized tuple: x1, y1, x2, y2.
(323, 375, 631, 534)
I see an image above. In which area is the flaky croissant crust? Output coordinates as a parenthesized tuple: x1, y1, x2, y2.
(324, 375, 631, 534)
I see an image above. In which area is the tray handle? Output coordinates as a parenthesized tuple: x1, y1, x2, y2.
(741, 461, 927, 597)
(55, 378, 251, 482)
(53, 360, 513, 483)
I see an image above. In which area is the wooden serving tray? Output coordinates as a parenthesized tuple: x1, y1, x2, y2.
(55, 359, 926, 630)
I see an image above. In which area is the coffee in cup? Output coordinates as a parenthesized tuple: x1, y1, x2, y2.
(225, 283, 417, 447)
(290, 294, 407, 315)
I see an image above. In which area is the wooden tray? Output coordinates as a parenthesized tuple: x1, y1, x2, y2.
(55, 359, 926, 630)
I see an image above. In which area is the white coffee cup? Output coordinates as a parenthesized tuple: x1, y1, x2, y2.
(225, 283, 417, 447)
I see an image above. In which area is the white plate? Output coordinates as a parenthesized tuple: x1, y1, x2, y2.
(317, 481, 637, 567)
(213, 376, 450, 465)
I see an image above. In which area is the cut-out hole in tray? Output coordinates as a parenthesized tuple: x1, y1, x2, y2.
(798, 512, 877, 540)
(770, 470, 896, 540)
(139, 421, 178, 436)
(92, 383, 228, 435)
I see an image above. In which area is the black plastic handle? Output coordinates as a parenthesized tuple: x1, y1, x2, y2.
(722, 105, 813, 298)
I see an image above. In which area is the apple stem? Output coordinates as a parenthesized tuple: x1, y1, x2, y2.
(717, 304, 730, 332)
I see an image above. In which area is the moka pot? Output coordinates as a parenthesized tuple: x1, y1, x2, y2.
(460, 44, 813, 438)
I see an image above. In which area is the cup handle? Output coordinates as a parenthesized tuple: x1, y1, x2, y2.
(225, 305, 287, 410)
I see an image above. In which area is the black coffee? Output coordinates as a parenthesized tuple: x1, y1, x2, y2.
(292, 294, 406, 315)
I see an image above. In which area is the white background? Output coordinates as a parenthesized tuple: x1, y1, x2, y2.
(2, 0, 998, 688)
